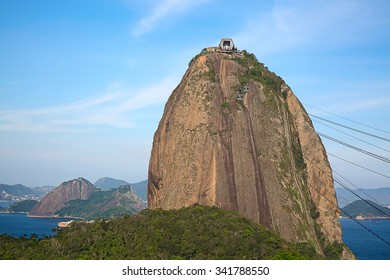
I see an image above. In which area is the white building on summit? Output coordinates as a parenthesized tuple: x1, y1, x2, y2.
(218, 38, 236, 53)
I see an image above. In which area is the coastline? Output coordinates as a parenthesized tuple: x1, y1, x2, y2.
(340, 216, 390, 220)
(0, 213, 78, 238)
(1, 212, 83, 221)
(27, 213, 84, 220)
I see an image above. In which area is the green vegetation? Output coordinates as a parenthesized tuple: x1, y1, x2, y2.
(313, 221, 344, 260)
(204, 69, 217, 82)
(232, 50, 284, 95)
(188, 48, 207, 67)
(323, 241, 344, 260)
(341, 199, 390, 218)
(221, 101, 231, 110)
(309, 200, 320, 220)
(291, 135, 306, 171)
(55, 185, 144, 219)
(8, 200, 38, 213)
(0, 205, 324, 260)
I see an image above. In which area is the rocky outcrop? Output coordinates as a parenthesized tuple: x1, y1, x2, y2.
(148, 48, 350, 257)
(56, 185, 146, 219)
(285, 89, 342, 242)
(94, 177, 130, 190)
(29, 177, 96, 217)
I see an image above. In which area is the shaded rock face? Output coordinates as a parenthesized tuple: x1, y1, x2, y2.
(29, 177, 96, 217)
(56, 185, 147, 219)
(148, 50, 343, 254)
(94, 177, 129, 190)
(95, 185, 147, 214)
(109, 185, 147, 212)
(285, 89, 342, 242)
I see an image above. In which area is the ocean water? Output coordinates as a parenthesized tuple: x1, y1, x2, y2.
(339, 218, 390, 260)
(0, 213, 73, 237)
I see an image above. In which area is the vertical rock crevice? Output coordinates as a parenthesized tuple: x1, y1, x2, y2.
(241, 104, 272, 227)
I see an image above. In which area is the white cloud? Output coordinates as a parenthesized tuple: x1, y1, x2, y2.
(235, 0, 389, 55)
(0, 93, 124, 133)
(324, 96, 390, 113)
(0, 76, 179, 133)
(116, 76, 178, 112)
(131, 0, 208, 36)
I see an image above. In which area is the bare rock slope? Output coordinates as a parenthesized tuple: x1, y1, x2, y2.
(148, 48, 351, 257)
(29, 177, 96, 217)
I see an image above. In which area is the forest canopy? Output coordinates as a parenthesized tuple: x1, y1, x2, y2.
(0, 205, 336, 260)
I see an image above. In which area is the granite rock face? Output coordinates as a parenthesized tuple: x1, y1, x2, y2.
(148, 49, 349, 256)
(29, 177, 96, 217)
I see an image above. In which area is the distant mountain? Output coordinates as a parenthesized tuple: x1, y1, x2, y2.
(33, 185, 55, 197)
(94, 177, 147, 201)
(56, 185, 146, 219)
(336, 187, 390, 208)
(29, 178, 96, 217)
(94, 177, 130, 190)
(341, 200, 390, 218)
(128, 180, 147, 201)
(0, 184, 41, 202)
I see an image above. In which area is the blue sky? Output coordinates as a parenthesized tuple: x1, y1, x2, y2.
(0, 0, 389, 189)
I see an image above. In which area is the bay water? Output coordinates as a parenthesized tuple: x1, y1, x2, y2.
(339, 218, 390, 260)
(0, 213, 73, 237)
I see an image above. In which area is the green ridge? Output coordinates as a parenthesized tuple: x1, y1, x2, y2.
(0, 205, 328, 260)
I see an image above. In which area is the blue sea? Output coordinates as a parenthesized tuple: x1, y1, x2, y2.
(0, 213, 73, 237)
(339, 218, 390, 260)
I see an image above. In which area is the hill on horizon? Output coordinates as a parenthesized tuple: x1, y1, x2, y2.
(5, 200, 38, 213)
(341, 199, 390, 218)
(0, 184, 43, 202)
(56, 185, 146, 219)
(29, 177, 146, 219)
(94, 177, 147, 201)
(94, 177, 130, 190)
(336, 187, 390, 208)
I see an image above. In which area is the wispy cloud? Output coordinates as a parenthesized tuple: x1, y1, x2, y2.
(131, 0, 208, 36)
(235, 0, 389, 55)
(2, 81, 20, 86)
(0, 77, 178, 133)
(324, 96, 390, 113)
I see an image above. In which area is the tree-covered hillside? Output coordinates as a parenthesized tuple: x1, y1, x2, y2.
(0, 205, 342, 260)
(341, 200, 390, 218)
(55, 185, 146, 219)
(94, 177, 147, 201)
(336, 187, 390, 208)
(8, 200, 38, 213)
(0, 184, 40, 201)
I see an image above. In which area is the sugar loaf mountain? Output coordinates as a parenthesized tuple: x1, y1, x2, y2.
(148, 39, 353, 259)
(0, 39, 355, 260)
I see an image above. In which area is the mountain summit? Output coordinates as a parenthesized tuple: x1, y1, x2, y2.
(148, 40, 351, 257)
(29, 177, 96, 217)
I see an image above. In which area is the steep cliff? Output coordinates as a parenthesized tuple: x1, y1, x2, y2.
(148, 48, 351, 257)
(29, 177, 96, 217)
